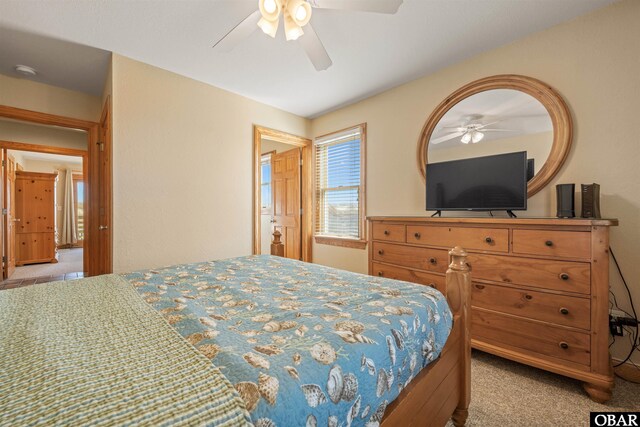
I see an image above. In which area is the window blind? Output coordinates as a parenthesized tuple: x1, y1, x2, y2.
(315, 126, 363, 239)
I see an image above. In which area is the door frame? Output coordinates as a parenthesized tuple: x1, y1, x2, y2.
(253, 125, 313, 262)
(0, 104, 110, 277)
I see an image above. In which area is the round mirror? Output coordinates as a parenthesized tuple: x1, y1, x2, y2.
(418, 75, 572, 197)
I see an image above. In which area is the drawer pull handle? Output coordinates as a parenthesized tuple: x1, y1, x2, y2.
(383, 230, 390, 235)
(560, 273, 570, 281)
(378, 272, 383, 277)
(414, 232, 421, 239)
(378, 250, 385, 255)
(559, 307, 569, 315)
(428, 283, 436, 288)
(525, 294, 533, 300)
(559, 342, 569, 350)
(545, 240, 554, 247)
(475, 284, 485, 290)
(429, 257, 437, 265)
(485, 237, 493, 244)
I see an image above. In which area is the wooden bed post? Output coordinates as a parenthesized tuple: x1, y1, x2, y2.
(380, 246, 471, 427)
(447, 246, 471, 426)
(270, 230, 284, 257)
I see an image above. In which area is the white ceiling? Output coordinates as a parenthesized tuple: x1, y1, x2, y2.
(431, 89, 552, 149)
(9, 150, 83, 165)
(0, 26, 111, 96)
(0, 0, 617, 118)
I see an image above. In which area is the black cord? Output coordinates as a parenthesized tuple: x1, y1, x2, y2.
(610, 246, 640, 367)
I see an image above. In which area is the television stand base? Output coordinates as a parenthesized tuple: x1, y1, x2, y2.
(431, 210, 442, 217)
(506, 210, 518, 218)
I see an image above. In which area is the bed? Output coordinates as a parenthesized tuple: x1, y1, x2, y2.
(0, 249, 470, 427)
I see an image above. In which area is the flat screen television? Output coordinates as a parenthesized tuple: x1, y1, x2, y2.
(426, 151, 528, 213)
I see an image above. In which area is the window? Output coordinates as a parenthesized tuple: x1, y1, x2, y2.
(314, 124, 366, 248)
(74, 176, 85, 242)
(261, 154, 272, 214)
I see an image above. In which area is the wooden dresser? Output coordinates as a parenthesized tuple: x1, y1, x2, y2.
(15, 171, 58, 265)
(367, 216, 618, 402)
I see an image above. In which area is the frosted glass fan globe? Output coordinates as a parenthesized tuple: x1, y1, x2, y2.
(264, 0, 277, 14)
(471, 131, 484, 143)
(295, 5, 308, 21)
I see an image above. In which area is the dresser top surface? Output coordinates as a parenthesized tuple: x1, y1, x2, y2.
(367, 216, 618, 227)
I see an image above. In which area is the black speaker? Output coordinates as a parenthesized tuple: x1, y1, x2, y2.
(581, 183, 601, 218)
(556, 184, 575, 218)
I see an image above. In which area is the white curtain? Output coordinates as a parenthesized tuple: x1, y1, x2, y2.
(60, 169, 77, 246)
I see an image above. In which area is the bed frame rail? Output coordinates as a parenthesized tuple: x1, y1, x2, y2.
(381, 246, 471, 427)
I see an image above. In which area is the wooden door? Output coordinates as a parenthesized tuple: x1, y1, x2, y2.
(88, 98, 112, 276)
(4, 154, 17, 278)
(272, 148, 301, 260)
(0, 151, 4, 279)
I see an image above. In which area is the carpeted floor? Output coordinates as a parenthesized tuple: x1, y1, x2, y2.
(10, 248, 83, 279)
(447, 351, 640, 426)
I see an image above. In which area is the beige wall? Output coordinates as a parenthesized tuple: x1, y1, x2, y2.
(261, 139, 294, 155)
(310, 0, 640, 362)
(111, 54, 310, 272)
(0, 74, 101, 122)
(0, 119, 88, 150)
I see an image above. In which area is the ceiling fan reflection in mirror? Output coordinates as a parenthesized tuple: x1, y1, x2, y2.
(212, 0, 403, 71)
(432, 114, 515, 145)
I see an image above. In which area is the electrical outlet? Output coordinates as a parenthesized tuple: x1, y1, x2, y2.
(610, 316, 625, 336)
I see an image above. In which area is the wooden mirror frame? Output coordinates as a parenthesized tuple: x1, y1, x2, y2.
(417, 74, 573, 197)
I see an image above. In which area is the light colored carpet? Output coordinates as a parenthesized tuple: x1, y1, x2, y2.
(447, 351, 640, 426)
(10, 248, 83, 279)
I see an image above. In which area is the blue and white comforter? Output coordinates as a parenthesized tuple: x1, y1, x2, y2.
(124, 255, 452, 427)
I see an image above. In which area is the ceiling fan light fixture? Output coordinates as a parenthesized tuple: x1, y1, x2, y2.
(284, 16, 304, 41)
(258, 16, 279, 38)
(461, 133, 472, 144)
(471, 131, 484, 143)
(287, 0, 312, 26)
(259, 0, 281, 21)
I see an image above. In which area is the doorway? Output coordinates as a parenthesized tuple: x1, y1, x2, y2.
(3, 148, 85, 281)
(0, 101, 112, 281)
(253, 126, 312, 262)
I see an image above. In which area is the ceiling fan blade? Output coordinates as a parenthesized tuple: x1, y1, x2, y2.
(309, 0, 403, 14)
(482, 129, 517, 132)
(298, 22, 333, 71)
(475, 121, 499, 129)
(431, 132, 464, 144)
(212, 10, 261, 52)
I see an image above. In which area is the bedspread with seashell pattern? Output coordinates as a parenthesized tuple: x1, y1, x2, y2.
(124, 255, 452, 427)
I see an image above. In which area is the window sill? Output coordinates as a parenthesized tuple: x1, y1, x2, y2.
(314, 236, 367, 249)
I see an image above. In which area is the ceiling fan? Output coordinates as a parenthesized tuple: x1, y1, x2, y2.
(432, 114, 515, 145)
(212, 0, 404, 71)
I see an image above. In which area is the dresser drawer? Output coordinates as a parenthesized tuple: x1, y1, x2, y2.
(407, 225, 509, 253)
(371, 262, 445, 292)
(372, 223, 406, 243)
(372, 242, 448, 273)
(472, 283, 590, 330)
(472, 309, 591, 366)
(467, 253, 591, 295)
(512, 229, 591, 259)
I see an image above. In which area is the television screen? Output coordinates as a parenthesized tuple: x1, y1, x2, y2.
(426, 151, 528, 212)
